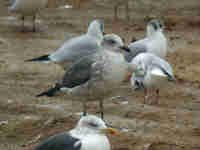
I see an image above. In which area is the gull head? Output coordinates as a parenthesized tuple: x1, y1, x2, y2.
(87, 19, 104, 41)
(147, 19, 164, 36)
(75, 115, 117, 135)
(102, 34, 130, 53)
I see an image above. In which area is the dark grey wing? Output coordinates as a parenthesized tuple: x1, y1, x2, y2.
(34, 132, 81, 150)
(62, 55, 94, 88)
(36, 55, 95, 97)
(125, 43, 147, 62)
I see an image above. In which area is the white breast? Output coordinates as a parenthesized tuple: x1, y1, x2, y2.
(81, 134, 110, 150)
(103, 51, 128, 84)
(147, 32, 167, 59)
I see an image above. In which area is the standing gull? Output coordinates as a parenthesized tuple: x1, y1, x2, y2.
(129, 53, 175, 104)
(124, 19, 167, 63)
(26, 20, 104, 70)
(8, 0, 48, 32)
(34, 115, 117, 150)
(36, 34, 130, 119)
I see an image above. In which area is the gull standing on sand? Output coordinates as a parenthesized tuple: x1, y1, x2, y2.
(124, 19, 167, 62)
(26, 20, 104, 70)
(8, 0, 48, 32)
(34, 115, 117, 150)
(129, 53, 175, 104)
(36, 34, 130, 119)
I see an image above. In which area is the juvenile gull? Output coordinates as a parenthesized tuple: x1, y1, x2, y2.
(8, 0, 48, 32)
(34, 115, 117, 150)
(36, 34, 130, 119)
(129, 53, 175, 104)
(26, 20, 104, 70)
(125, 19, 167, 62)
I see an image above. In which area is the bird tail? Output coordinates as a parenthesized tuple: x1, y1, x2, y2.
(36, 83, 61, 97)
(25, 54, 50, 62)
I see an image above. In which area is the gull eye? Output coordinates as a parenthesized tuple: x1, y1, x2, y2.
(152, 23, 157, 30)
(88, 122, 98, 128)
(159, 23, 163, 28)
(109, 40, 116, 44)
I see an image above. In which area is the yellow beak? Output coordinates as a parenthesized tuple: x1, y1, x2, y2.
(101, 128, 118, 135)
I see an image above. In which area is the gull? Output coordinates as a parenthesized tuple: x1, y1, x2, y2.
(36, 34, 130, 119)
(129, 53, 175, 105)
(8, 0, 48, 32)
(34, 115, 117, 150)
(26, 20, 104, 70)
(124, 19, 168, 63)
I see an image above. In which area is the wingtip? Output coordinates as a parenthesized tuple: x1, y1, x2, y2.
(36, 90, 56, 97)
(36, 92, 47, 97)
(24, 58, 34, 62)
(25, 54, 50, 62)
(36, 85, 61, 98)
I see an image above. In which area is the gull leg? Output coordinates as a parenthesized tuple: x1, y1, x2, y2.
(155, 89, 160, 105)
(21, 16, 25, 32)
(125, 2, 130, 21)
(123, 72, 132, 82)
(82, 100, 87, 116)
(149, 88, 155, 105)
(33, 15, 36, 32)
(100, 99, 114, 128)
(71, 99, 74, 116)
(99, 99, 104, 120)
(114, 5, 118, 20)
(144, 88, 148, 104)
(77, 0, 81, 8)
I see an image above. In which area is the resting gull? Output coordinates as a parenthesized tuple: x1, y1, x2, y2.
(125, 19, 167, 63)
(36, 34, 130, 119)
(26, 19, 104, 70)
(8, 0, 48, 32)
(129, 53, 175, 104)
(34, 115, 117, 150)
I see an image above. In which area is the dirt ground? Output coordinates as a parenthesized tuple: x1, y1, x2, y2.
(1, 0, 200, 150)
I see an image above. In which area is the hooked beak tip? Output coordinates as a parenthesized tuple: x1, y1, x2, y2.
(101, 128, 118, 135)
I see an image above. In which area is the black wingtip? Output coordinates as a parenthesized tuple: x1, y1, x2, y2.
(36, 91, 54, 97)
(36, 84, 61, 97)
(25, 54, 50, 62)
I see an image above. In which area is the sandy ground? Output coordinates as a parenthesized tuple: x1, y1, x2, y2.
(1, 0, 200, 150)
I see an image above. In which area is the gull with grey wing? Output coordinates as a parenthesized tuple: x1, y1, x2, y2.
(129, 53, 175, 104)
(26, 20, 104, 70)
(36, 34, 130, 119)
(125, 19, 167, 62)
